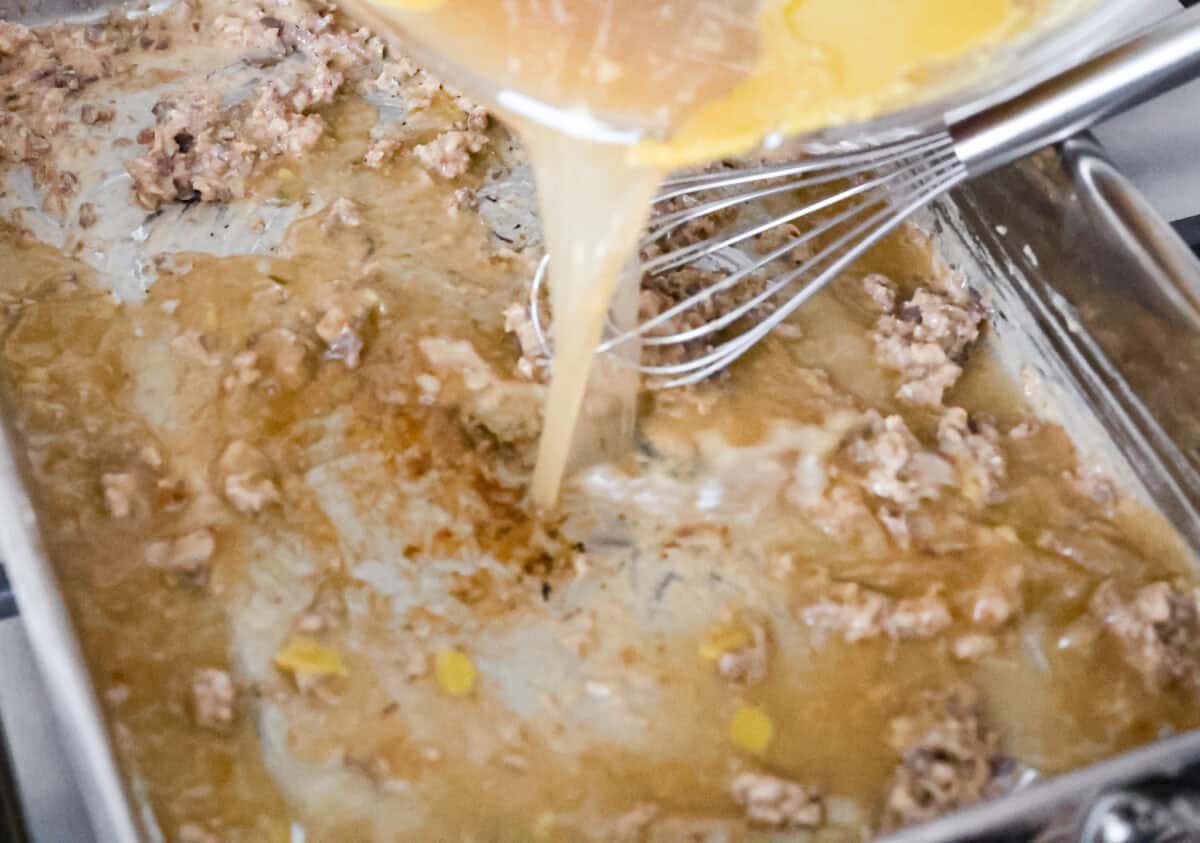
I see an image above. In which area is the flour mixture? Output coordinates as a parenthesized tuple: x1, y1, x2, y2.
(0, 2, 1199, 843)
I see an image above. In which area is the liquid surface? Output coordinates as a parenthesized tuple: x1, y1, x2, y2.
(0, 3, 1198, 843)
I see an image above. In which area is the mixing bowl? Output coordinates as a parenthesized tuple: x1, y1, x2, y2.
(344, 0, 1147, 149)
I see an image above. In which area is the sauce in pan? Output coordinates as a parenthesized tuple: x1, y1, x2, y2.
(0, 2, 1196, 842)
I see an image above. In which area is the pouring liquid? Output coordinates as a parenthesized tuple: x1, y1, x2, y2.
(350, 0, 1031, 506)
(520, 129, 658, 507)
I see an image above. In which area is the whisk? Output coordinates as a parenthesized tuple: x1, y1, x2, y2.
(529, 4, 1200, 388)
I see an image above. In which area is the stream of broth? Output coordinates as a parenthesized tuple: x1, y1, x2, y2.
(518, 129, 658, 506)
(349, 0, 1038, 506)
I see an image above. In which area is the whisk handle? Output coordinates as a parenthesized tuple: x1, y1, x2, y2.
(952, 5, 1200, 177)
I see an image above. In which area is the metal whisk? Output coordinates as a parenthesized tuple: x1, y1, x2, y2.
(530, 4, 1200, 388)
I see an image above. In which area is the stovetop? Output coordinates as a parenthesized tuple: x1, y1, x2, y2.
(1, 1, 1199, 838)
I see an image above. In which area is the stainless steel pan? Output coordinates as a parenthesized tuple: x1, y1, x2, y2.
(4, 1, 1200, 840)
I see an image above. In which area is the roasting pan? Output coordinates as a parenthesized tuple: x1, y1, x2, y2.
(4, 0, 1200, 840)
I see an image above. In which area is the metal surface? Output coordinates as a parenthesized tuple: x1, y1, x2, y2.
(0, 715, 29, 843)
(0, 619, 98, 843)
(948, 139, 1200, 550)
(0, 419, 142, 843)
(953, 4, 1200, 175)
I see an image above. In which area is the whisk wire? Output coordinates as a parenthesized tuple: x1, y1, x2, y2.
(608, 148, 964, 357)
(653, 159, 968, 386)
(528, 135, 967, 386)
(655, 134, 954, 196)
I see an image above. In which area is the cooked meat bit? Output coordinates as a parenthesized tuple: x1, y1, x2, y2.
(314, 288, 378, 369)
(101, 471, 138, 518)
(322, 196, 362, 232)
(876, 505, 911, 549)
(752, 222, 813, 266)
(0, 17, 171, 202)
(879, 341, 961, 407)
(217, 441, 279, 514)
(873, 287, 983, 407)
(612, 803, 660, 841)
(1090, 580, 1200, 694)
(645, 191, 737, 256)
(170, 329, 221, 367)
(144, 528, 215, 585)
(883, 685, 1003, 829)
(1067, 463, 1118, 514)
(952, 634, 998, 661)
(637, 264, 776, 369)
(78, 103, 113, 125)
(863, 273, 897, 312)
(717, 623, 769, 686)
(314, 309, 360, 369)
(402, 70, 444, 111)
(127, 91, 225, 207)
(937, 408, 1006, 505)
(966, 564, 1023, 629)
(901, 288, 982, 357)
(729, 772, 823, 830)
(418, 337, 543, 444)
(413, 129, 488, 179)
(296, 581, 347, 634)
(212, 0, 384, 76)
(77, 201, 97, 229)
(370, 57, 417, 97)
(503, 302, 543, 379)
(786, 453, 828, 510)
(190, 667, 236, 730)
(801, 583, 953, 644)
(849, 412, 955, 510)
(224, 349, 261, 391)
(255, 328, 312, 389)
(452, 186, 478, 211)
(364, 134, 405, 169)
(127, 70, 336, 209)
(802, 583, 891, 643)
(0, 20, 33, 53)
(416, 373, 441, 404)
(462, 104, 489, 133)
(212, 11, 286, 57)
(889, 590, 954, 640)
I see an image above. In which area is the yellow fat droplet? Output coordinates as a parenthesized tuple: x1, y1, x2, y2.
(730, 705, 774, 754)
(435, 648, 477, 697)
(274, 636, 348, 677)
(698, 625, 751, 661)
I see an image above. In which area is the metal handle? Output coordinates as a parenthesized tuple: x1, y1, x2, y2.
(1063, 134, 1200, 329)
(954, 5, 1200, 176)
